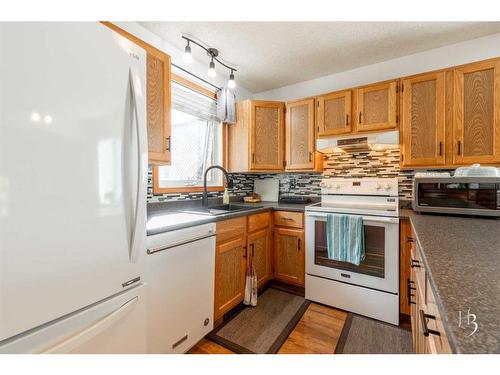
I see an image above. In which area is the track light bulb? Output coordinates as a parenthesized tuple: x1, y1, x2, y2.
(183, 44, 192, 63)
(208, 60, 216, 77)
(228, 72, 236, 89)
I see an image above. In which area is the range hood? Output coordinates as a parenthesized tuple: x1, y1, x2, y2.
(316, 130, 399, 153)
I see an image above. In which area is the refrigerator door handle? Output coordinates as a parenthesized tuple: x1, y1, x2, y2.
(128, 67, 146, 263)
(41, 296, 139, 354)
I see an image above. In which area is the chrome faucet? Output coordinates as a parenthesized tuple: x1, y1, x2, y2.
(202, 165, 233, 208)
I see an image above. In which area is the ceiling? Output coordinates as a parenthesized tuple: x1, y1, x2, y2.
(140, 22, 500, 93)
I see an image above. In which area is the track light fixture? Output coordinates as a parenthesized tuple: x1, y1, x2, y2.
(181, 36, 237, 89)
(183, 41, 192, 63)
(228, 70, 236, 89)
(208, 57, 216, 77)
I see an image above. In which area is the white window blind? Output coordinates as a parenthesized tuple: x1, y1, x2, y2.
(171, 81, 218, 122)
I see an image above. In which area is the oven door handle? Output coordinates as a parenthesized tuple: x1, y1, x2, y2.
(306, 212, 399, 224)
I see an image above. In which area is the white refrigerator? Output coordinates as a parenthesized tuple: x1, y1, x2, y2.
(0, 22, 148, 353)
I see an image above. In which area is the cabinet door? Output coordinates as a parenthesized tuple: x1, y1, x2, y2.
(250, 101, 285, 170)
(146, 51, 172, 164)
(248, 228, 272, 288)
(317, 90, 352, 136)
(214, 236, 247, 320)
(399, 220, 413, 316)
(285, 98, 315, 170)
(274, 228, 305, 286)
(101, 23, 172, 165)
(454, 60, 500, 165)
(356, 81, 398, 132)
(401, 72, 446, 167)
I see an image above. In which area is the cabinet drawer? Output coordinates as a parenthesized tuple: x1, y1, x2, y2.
(425, 278, 452, 354)
(248, 212, 271, 233)
(274, 211, 304, 228)
(216, 217, 247, 243)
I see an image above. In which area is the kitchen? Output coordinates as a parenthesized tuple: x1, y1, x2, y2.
(1, 2, 500, 373)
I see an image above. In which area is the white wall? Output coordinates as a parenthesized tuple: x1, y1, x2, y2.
(253, 32, 500, 101)
(114, 22, 253, 100)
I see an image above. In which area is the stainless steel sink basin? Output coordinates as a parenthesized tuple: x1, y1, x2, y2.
(181, 204, 262, 216)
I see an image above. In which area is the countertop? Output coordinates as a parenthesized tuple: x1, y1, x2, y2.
(146, 201, 310, 236)
(147, 200, 500, 352)
(401, 209, 500, 353)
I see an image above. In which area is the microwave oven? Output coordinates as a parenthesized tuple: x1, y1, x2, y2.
(413, 177, 500, 217)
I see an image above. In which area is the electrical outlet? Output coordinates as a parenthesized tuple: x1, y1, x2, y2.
(289, 178, 296, 190)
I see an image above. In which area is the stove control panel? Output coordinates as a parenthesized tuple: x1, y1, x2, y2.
(320, 178, 399, 197)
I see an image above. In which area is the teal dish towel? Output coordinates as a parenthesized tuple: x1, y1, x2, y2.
(326, 214, 365, 266)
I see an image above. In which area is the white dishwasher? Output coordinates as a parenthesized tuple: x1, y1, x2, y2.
(145, 222, 216, 353)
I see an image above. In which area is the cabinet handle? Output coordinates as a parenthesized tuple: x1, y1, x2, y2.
(410, 258, 421, 268)
(243, 245, 247, 259)
(297, 238, 301, 250)
(419, 309, 441, 337)
(250, 243, 255, 257)
(166, 136, 171, 152)
(407, 278, 416, 306)
(406, 237, 415, 243)
(309, 152, 313, 162)
(252, 153, 256, 163)
(345, 113, 349, 126)
(358, 112, 362, 124)
(457, 141, 462, 156)
(172, 334, 188, 349)
(439, 141, 442, 156)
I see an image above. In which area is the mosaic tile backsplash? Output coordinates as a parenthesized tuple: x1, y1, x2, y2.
(147, 147, 454, 203)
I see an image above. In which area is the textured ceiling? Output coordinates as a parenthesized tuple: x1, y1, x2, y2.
(140, 22, 500, 93)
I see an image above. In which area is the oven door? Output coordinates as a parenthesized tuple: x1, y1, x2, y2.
(305, 211, 399, 294)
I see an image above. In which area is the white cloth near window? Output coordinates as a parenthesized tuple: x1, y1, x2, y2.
(216, 87, 236, 124)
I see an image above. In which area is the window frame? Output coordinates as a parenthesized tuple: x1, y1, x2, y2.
(153, 73, 227, 194)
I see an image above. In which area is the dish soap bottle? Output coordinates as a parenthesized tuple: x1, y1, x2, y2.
(223, 188, 230, 205)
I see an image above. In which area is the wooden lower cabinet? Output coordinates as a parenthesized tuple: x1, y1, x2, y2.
(248, 227, 273, 288)
(274, 227, 305, 286)
(399, 219, 413, 316)
(214, 235, 247, 321)
(410, 240, 452, 354)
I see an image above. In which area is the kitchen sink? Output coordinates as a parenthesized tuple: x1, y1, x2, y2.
(181, 204, 262, 216)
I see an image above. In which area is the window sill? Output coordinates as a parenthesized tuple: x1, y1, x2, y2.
(153, 185, 225, 194)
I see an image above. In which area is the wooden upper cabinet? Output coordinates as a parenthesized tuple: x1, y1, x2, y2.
(228, 100, 285, 172)
(285, 98, 315, 170)
(355, 80, 398, 132)
(146, 51, 172, 164)
(101, 22, 172, 165)
(251, 101, 285, 170)
(454, 60, 500, 165)
(401, 72, 446, 167)
(317, 90, 352, 136)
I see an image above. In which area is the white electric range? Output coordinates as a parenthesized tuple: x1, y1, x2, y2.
(305, 178, 400, 325)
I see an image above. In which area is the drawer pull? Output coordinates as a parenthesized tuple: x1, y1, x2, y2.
(406, 278, 416, 306)
(406, 237, 415, 243)
(410, 259, 421, 268)
(419, 310, 441, 337)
